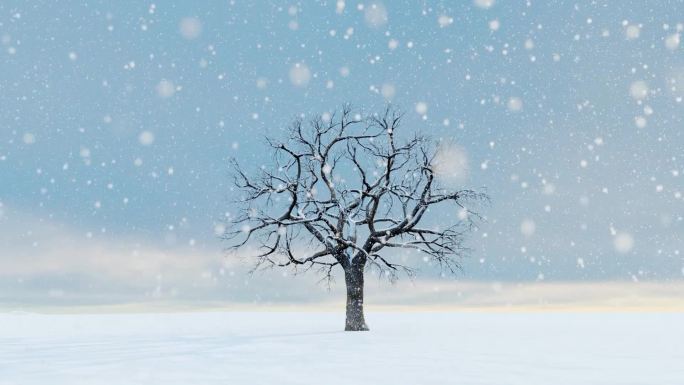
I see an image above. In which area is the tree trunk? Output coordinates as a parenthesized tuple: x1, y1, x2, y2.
(344, 266, 369, 331)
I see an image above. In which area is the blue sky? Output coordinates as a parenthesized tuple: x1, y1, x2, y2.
(1, 1, 683, 304)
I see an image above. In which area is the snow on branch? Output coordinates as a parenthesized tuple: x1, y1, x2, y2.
(223, 105, 488, 284)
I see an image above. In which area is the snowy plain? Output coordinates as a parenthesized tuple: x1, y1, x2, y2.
(1, 311, 682, 385)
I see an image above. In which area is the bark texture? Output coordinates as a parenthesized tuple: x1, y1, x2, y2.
(344, 267, 369, 331)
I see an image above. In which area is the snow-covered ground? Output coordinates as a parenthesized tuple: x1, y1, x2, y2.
(1, 311, 682, 384)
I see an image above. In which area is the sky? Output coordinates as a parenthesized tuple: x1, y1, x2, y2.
(0, 0, 683, 306)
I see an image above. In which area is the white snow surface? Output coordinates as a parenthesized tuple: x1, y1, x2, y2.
(1, 311, 682, 384)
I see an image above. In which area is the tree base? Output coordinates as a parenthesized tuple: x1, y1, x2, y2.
(344, 316, 369, 331)
(345, 323, 370, 332)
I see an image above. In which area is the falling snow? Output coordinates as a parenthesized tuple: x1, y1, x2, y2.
(0, 0, 682, 300)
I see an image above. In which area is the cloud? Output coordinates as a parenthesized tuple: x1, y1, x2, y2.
(0, 207, 355, 307)
(1, 206, 683, 311)
(0, 213, 215, 280)
(0, 207, 235, 304)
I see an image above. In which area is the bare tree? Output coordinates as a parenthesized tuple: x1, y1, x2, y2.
(224, 105, 486, 331)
